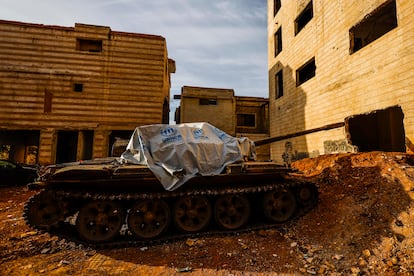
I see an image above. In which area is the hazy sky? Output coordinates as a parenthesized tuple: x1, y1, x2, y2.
(0, 0, 268, 96)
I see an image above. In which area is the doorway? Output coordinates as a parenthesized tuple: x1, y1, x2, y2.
(0, 130, 40, 164)
(56, 131, 78, 163)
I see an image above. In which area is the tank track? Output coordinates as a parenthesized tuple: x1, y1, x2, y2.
(24, 178, 318, 249)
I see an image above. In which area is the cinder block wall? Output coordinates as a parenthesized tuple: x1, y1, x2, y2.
(268, 0, 414, 163)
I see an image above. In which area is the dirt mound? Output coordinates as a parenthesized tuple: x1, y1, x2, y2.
(0, 152, 413, 275)
(290, 152, 414, 274)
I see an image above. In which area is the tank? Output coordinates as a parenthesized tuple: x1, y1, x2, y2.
(24, 123, 318, 247)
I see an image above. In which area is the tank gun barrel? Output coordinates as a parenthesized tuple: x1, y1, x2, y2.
(254, 122, 345, 146)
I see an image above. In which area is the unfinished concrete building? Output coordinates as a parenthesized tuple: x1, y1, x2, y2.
(0, 20, 175, 165)
(268, 0, 413, 163)
(175, 86, 270, 160)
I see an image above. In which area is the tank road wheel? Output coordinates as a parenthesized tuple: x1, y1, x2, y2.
(263, 189, 297, 223)
(76, 201, 124, 243)
(173, 196, 212, 233)
(296, 184, 318, 208)
(214, 194, 250, 230)
(24, 191, 65, 231)
(127, 199, 170, 239)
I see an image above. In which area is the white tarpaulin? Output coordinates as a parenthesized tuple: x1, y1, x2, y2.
(121, 122, 256, 191)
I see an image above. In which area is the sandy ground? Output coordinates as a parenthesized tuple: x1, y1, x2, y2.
(0, 151, 413, 275)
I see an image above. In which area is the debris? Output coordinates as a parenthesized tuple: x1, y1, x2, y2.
(350, 267, 360, 274)
(40, 248, 51, 254)
(258, 229, 278, 237)
(395, 219, 404, 227)
(176, 267, 192, 273)
(186, 239, 196, 247)
(362, 249, 371, 257)
(359, 258, 368, 266)
(305, 257, 314, 263)
(185, 238, 204, 247)
(20, 231, 37, 239)
(85, 250, 96, 257)
(60, 260, 70, 266)
(21, 264, 33, 270)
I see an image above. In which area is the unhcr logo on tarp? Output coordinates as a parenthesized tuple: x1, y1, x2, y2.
(192, 128, 208, 140)
(160, 126, 182, 144)
(161, 127, 177, 137)
(214, 128, 230, 142)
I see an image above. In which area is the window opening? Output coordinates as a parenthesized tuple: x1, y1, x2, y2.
(346, 105, 405, 152)
(295, 1, 313, 35)
(274, 27, 282, 57)
(275, 70, 284, 99)
(76, 38, 103, 52)
(199, 98, 217, 105)
(74, 83, 83, 92)
(296, 58, 316, 86)
(349, 0, 397, 54)
(237, 114, 256, 127)
(274, 0, 281, 17)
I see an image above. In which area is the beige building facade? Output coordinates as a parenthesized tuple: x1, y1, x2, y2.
(268, 0, 413, 163)
(175, 86, 270, 160)
(176, 86, 236, 135)
(0, 20, 175, 165)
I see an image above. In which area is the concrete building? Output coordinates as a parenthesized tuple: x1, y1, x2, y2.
(0, 20, 175, 165)
(175, 86, 270, 160)
(268, 0, 413, 163)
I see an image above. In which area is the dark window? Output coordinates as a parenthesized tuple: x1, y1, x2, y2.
(274, 27, 282, 57)
(295, 1, 313, 35)
(349, 0, 397, 54)
(275, 70, 284, 99)
(73, 83, 83, 92)
(76, 38, 103, 52)
(199, 98, 217, 105)
(237, 114, 256, 127)
(274, 0, 281, 17)
(296, 58, 316, 86)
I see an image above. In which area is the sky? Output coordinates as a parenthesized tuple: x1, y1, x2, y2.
(0, 0, 269, 117)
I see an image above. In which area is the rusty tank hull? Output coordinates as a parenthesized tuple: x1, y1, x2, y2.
(24, 123, 318, 247)
(24, 158, 318, 247)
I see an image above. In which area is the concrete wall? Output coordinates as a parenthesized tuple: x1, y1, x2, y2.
(0, 20, 174, 164)
(267, 0, 414, 163)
